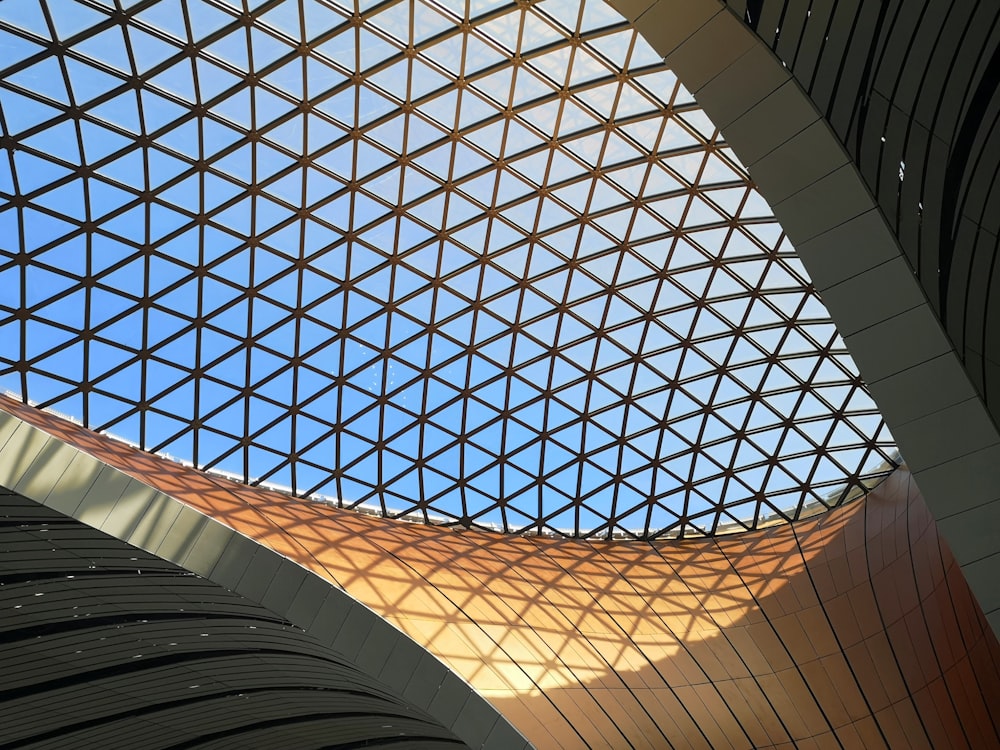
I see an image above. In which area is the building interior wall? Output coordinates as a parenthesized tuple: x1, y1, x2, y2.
(3, 396, 999, 749)
(0, 490, 471, 750)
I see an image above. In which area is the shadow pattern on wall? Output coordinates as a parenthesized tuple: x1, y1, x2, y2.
(1, 395, 998, 749)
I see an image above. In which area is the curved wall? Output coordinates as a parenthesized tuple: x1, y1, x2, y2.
(728, 0, 1000, 401)
(2, 395, 998, 748)
(0, 490, 470, 750)
(611, 0, 1000, 637)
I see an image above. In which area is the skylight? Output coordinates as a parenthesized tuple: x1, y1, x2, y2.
(0, 0, 897, 538)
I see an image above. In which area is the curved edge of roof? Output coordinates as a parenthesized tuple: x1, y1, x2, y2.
(0, 403, 533, 750)
(611, 0, 1000, 632)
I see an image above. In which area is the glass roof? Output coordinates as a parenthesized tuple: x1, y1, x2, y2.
(0, 0, 897, 538)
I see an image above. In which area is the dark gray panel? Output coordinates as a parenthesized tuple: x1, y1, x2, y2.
(0, 490, 469, 750)
(793, 1, 833, 90)
(773, 0, 810, 68)
(809, 1, 861, 139)
(828, 0, 883, 140)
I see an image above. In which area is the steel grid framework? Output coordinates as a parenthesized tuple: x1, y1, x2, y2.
(0, 0, 896, 538)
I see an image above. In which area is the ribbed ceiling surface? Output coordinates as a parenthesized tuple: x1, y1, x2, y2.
(0, 0, 896, 537)
(0, 488, 464, 749)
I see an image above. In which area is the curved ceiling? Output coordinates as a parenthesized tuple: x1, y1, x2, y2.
(0, 0, 896, 537)
(0, 489, 470, 750)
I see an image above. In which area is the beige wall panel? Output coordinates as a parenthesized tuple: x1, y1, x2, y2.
(714, 677, 789, 746)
